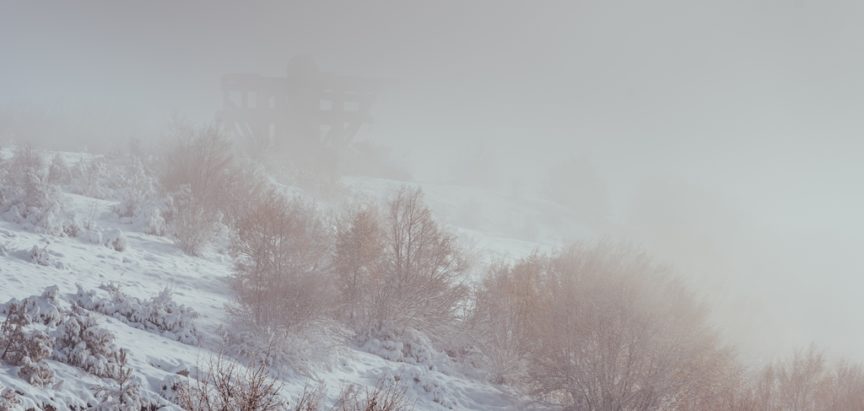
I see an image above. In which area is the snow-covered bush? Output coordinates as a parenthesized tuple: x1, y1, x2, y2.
(0, 290, 59, 387)
(220, 320, 341, 378)
(0, 387, 22, 411)
(78, 227, 128, 251)
(62, 218, 82, 238)
(104, 229, 127, 252)
(0, 146, 65, 234)
(139, 202, 169, 236)
(72, 284, 199, 344)
(92, 349, 164, 411)
(360, 328, 450, 372)
(52, 307, 125, 379)
(29, 244, 50, 266)
(0, 303, 51, 366)
(18, 356, 54, 387)
(46, 153, 72, 185)
(113, 158, 157, 219)
(0, 286, 65, 327)
(0, 287, 150, 392)
(70, 155, 111, 199)
(383, 366, 452, 409)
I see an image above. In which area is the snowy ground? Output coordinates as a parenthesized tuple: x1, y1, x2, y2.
(0, 152, 579, 410)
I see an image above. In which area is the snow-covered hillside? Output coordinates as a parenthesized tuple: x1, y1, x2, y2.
(0, 149, 576, 410)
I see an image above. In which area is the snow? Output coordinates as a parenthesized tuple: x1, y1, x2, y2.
(0, 151, 580, 410)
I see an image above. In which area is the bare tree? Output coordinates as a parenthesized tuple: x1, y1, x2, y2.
(468, 257, 545, 384)
(333, 187, 468, 336)
(159, 123, 234, 208)
(727, 346, 864, 411)
(472, 243, 736, 410)
(333, 206, 386, 323)
(231, 191, 333, 330)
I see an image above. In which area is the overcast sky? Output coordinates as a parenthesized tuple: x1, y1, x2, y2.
(3, 0, 864, 361)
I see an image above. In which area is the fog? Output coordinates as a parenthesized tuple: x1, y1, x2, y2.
(3, 0, 864, 363)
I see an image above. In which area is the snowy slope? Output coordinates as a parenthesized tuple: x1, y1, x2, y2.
(0, 152, 582, 410)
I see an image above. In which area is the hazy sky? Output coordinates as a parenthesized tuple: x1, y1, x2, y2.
(3, 1, 864, 360)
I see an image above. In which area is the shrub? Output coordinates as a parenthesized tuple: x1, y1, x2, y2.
(106, 229, 128, 252)
(0, 146, 64, 234)
(92, 349, 163, 411)
(70, 155, 110, 199)
(52, 307, 126, 379)
(0, 387, 21, 410)
(72, 284, 200, 345)
(113, 157, 158, 220)
(18, 356, 54, 387)
(0, 292, 57, 387)
(0, 287, 146, 390)
(0, 286, 65, 327)
(47, 153, 72, 185)
(171, 352, 285, 411)
(29, 244, 50, 266)
(334, 380, 413, 411)
(0, 303, 51, 365)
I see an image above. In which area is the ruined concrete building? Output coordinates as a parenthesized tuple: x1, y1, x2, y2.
(217, 56, 376, 154)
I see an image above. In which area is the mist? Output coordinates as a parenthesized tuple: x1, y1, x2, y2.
(2, 1, 864, 407)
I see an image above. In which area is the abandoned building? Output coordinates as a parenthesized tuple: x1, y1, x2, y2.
(217, 56, 377, 154)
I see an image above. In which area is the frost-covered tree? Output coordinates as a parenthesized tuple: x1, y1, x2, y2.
(47, 153, 72, 185)
(114, 157, 157, 219)
(0, 146, 64, 233)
